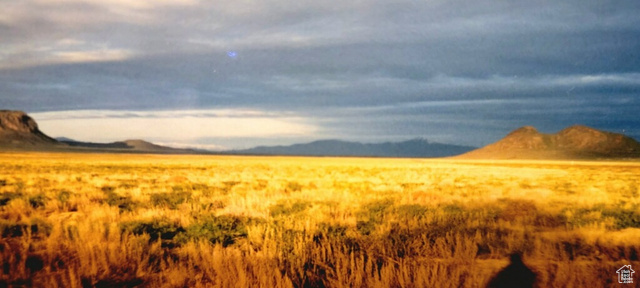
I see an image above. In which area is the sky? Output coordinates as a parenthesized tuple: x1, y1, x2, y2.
(1, 0, 639, 150)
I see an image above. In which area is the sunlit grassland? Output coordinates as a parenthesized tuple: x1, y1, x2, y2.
(0, 152, 639, 287)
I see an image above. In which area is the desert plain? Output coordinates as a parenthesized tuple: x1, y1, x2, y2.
(0, 152, 639, 287)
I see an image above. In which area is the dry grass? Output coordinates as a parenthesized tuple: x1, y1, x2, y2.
(0, 152, 639, 287)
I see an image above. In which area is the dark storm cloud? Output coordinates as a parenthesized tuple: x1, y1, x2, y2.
(1, 0, 639, 147)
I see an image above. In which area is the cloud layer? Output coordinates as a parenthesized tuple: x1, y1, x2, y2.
(2, 0, 639, 147)
(31, 109, 318, 149)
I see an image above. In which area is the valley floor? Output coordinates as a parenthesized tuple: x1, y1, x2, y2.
(0, 152, 639, 287)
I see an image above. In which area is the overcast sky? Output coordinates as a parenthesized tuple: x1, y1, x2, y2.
(1, 0, 639, 149)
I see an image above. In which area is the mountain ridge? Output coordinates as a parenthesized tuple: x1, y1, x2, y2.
(229, 138, 476, 158)
(56, 138, 197, 154)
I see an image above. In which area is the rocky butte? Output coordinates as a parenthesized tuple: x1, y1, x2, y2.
(0, 110, 60, 146)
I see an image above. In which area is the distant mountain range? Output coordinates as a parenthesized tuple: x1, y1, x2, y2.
(56, 137, 197, 154)
(0, 110, 476, 157)
(229, 139, 476, 158)
(457, 125, 640, 159)
(2, 110, 640, 159)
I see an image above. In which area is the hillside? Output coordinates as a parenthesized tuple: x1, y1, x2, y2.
(457, 125, 640, 159)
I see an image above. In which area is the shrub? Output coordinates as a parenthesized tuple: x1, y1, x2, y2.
(442, 203, 465, 215)
(359, 199, 394, 221)
(0, 192, 22, 207)
(285, 181, 303, 193)
(356, 220, 377, 236)
(171, 185, 187, 193)
(104, 190, 138, 212)
(565, 205, 640, 229)
(0, 218, 52, 238)
(385, 226, 430, 258)
(313, 223, 360, 255)
(121, 218, 185, 245)
(150, 192, 191, 209)
(118, 180, 138, 189)
(101, 185, 115, 193)
(180, 215, 252, 247)
(315, 223, 350, 240)
(201, 200, 226, 210)
(0, 220, 26, 237)
(122, 215, 254, 247)
(218, 181, 240, 194)
(28, 194, 47, 208)
(29, 217, 53, 236)
(355, 199, 395, 235)
(270, 200, 311, 217)
(602, 208, 640, 229)
(534, 212, 567, 228)
(396, 204, 430, 221)
(57, 190, 72, 204)
(564, 207, 602, 228)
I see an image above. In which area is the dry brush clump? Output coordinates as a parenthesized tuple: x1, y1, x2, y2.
(0, 153, 639, 287)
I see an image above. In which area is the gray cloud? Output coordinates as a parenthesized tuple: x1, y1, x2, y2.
(1, 0, 639, 147)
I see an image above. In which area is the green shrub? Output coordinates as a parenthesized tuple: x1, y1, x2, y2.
(270, 200, 311, 217)
(564, 205, 640, 229)
(315, 223, 350, 239)
(442, 203, 465, 215)
(396, 204, 430, 220)
(534, 212, 567, 228)
(356, 220, 377, 236)
(57, 190, 72, 204)
(121, 219, 185, 244)
(355, 199, 395, 235)
(359, 199, 394, 221)
(150, 192, 191, 209)
(602, 208, 640, 229)
(180, 215, 252, 247)
(563, 207, 600, 228)
(104, 190, 138, 212)
(122, 215, 254, 247)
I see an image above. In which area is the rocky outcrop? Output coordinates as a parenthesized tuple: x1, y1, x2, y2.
(0, 110, 59, 146)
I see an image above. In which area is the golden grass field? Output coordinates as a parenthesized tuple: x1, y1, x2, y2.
(0, 152, 639, 287)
